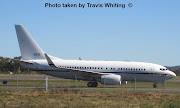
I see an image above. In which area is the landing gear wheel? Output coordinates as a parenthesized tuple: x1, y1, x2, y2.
(87, 82, 92, 87)
(92, 82, 98, 87)
(153, 84, 157, 88)
(87, 82, 98, 87)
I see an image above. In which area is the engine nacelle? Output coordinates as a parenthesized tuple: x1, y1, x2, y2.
(101, 74, 121, 85)
(121, 81, 128, 84)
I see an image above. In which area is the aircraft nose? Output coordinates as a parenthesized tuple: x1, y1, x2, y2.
(172, 72, 176, 77)
(169, 71, 176, 77)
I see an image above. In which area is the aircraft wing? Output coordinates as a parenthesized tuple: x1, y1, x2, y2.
(45, 54, 104, 78)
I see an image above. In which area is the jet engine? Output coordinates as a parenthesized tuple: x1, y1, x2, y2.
(121, 81, 128, 84)
(101, 74, 121, 85)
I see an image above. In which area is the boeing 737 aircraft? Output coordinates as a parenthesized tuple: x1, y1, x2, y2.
(13, 24, 176, 88)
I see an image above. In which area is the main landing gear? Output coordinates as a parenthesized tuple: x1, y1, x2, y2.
(87, 81, 98, 87)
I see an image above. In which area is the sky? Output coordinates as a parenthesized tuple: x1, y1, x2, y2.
(0, 0, 180, 66)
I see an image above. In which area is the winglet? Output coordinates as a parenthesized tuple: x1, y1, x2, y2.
(44, 53, 56, 68)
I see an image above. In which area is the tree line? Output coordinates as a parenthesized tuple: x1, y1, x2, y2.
(0, 56, 32, 74)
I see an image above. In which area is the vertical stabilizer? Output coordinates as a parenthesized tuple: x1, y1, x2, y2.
(15, 24, 45, 60)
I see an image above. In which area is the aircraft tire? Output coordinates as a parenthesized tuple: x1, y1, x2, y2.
(92, 82, 98, 87)
(153, 84, 157, 88)
(87, 82, 92, 87)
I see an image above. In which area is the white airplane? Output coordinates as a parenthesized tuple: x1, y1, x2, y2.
(14, 24, 176, 88)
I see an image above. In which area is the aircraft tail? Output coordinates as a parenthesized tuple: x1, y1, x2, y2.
(15, 24, 46, 60)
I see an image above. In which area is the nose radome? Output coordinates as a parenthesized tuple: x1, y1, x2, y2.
(173, 72, 176, 77)
(170, 71, 176, 77)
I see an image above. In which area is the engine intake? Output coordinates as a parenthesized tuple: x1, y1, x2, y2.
(121, 81, 128, 84)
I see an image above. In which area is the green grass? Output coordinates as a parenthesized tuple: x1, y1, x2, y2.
(0, 74, 180, 107)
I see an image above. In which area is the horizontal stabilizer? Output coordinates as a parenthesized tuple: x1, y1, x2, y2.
(6, 57, 34, 64)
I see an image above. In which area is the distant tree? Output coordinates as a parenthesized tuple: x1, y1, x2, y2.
(0, 56, 30, 74)
(169, 67, 172, 71)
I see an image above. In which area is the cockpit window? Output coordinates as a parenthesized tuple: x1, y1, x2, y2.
(160, 68, 168, 71)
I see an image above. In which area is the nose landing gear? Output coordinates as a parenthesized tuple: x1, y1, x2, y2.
(153, 84, 157, 88)
(87, 81, 98, 87)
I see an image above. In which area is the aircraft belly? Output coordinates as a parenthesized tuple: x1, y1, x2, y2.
(119, 73, 165, 82)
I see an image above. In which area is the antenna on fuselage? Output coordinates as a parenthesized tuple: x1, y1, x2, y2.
(79, 57, 82, 60)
